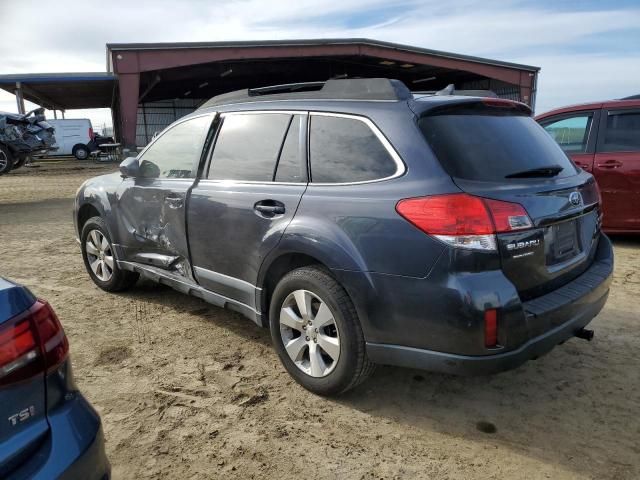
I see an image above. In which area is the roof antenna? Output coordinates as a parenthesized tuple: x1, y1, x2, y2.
(435, 84, 455, 96)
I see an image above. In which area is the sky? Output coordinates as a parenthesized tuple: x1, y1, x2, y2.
(1, 0, 639, 132)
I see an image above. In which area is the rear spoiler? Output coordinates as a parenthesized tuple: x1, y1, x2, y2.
(415, 96, 532, 117)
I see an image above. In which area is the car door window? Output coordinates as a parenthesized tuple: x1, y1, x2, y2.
(600, 111, 640, 152)
(309, 114, 398, 183)
(208, 113, 291, 181)
(137, 115, 211, 179)
(542, 114, 593, 153)
(274, 114, 306, 183)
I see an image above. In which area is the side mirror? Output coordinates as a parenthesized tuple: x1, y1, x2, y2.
(119, 156, 139, 178)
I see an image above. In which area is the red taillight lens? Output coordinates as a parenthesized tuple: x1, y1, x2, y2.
(483, 198, 532, 232)
(396, 194, 532, 250)
(89, 127, 95, 140)
(32, 301, 69, 370)
(396, 194, 494, 235)
(0, 300, 68, 386)
(0, 319, 37, 368)
(484, 309, 498, 348)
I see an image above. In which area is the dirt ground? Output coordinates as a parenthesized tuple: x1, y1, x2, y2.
(1, 160, 638, 480)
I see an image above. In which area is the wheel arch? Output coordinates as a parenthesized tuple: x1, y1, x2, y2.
(257, 247, 377, 334)
(77, 203, 101, 234)
(72, 143, 89, 152)
(258, 252, 326, 326)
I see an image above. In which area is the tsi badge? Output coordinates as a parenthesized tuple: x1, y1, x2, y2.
(8, 406, 36, 426)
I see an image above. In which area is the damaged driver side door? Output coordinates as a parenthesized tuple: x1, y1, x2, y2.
(115, 113, 214, 278)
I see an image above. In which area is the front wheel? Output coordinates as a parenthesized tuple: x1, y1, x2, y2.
(269, 266, 375, 396)
(81, 216, 139, 292)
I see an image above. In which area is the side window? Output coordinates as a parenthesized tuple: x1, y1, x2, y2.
(208, 113, 291, 181)
(138, 115, 211, 179)
(309, 115, 397, 183)
(274, 114, 306, 183)
(542, 114, 593, 153)
(601, 111, 640, 152)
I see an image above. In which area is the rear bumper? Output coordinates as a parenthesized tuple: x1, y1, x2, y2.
(10, 394, 110, 480)
(363, 235, 613, 375)
(367, 288, 608, 375)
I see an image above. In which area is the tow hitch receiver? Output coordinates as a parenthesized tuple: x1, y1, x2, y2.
(575, 328, 595, 341)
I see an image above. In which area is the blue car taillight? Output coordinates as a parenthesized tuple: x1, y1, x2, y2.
(0, 300, 69, 387)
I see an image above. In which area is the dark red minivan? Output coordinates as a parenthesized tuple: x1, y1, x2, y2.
(536, 96, 640, 233)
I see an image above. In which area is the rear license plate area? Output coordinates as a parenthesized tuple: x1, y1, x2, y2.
(545, 219, 581, 265)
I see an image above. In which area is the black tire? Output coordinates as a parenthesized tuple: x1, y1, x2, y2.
(72, 144, 90, 160)
(81, 216, 139, 292)
(12, 153, 28, 170)
(269, 266, 375, 396)
(0, 144, 13, 175)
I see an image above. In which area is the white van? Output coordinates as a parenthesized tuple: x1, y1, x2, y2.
(47, 119, 94, 159)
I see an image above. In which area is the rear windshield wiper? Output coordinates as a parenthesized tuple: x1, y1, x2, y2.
(505, 165, 564, 178)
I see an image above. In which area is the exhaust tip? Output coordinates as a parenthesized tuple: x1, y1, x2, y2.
(575, 328, 594, 342)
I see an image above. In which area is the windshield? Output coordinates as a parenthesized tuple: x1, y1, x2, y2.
(419, 113, 578, 181)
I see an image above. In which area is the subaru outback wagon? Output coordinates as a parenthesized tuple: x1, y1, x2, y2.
(74, 79, 613, 395)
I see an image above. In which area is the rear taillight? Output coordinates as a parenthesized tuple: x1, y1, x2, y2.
(396, 193, 532, 251)
(89, 127, 95, 140)
(0, 300, 68, 387)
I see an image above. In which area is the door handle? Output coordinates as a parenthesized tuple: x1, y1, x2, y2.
(164, 194, 183, 209)
(596, 159, 623, 169)
(254, 200, 285, 217)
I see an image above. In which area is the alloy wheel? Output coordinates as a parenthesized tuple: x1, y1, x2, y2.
(279, 289, 340, 377)
(85, 229, 114, 282)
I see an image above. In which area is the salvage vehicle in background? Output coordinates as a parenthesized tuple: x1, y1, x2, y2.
(0, 108, 56, 175)
(0, 278, 110, 479)
(74, 79, 613, 395)
(537, 95, 640, 233)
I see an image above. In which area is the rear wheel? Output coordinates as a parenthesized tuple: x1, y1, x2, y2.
(72, 144, 90, 160)
(269, 266, 375, 395)
(81, 216, 139, 291)
(0, 144, 13, 175)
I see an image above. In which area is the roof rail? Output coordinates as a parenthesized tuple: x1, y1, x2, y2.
(199, 78, 413, 109)
(249, 81, 326, 95)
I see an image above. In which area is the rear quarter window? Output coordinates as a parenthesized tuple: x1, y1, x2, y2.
(420, 112, 578, 181)
(309, 114, 398, 183)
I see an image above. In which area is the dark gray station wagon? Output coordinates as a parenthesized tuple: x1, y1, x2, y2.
(75, 79, 613, 395)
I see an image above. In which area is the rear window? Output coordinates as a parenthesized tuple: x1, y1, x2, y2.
(419, 113, 578, 181)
